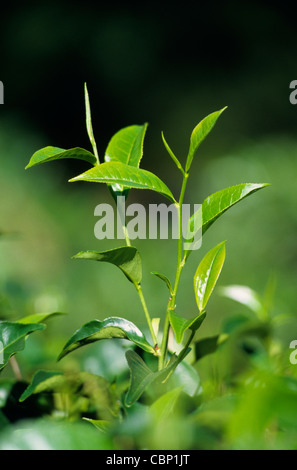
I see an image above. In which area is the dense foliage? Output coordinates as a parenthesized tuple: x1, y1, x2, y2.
(1, 86, 296, 450)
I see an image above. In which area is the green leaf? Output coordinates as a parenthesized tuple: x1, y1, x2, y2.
(0, 419, 113, 450)
(194, 334, 228, 361)
(150, 386, 183, 421)
(25, 146, 97, 169)
(58, 317, 155, 360)
(0, 321, 46, 371)
(152, 318, 160, 339)
(151, 271, 173, 295)
(104, 124, 148, 197)
(169, 360, 202, 397)
(83, 418, 111, 433)
(72, 246, 142, 285)
(219, 285, 264, 315)
(185, 107, 227, 172)
(84, 83, 99, 164)
(19, 370, 63, 402)
(169, 311, 206, 343)
(194, 241, 226, 313)
(18, 312, 66, 324)
(125, 351, 156, 406)
(125, 350, 179, 407)
(161, 132, 184, 174)
(69, 161, 176, 203)
(20, 370, 117, 425)
(223, 318, 270, 340)
(185, 183, 269, 256)
(202, 183, 268, 235)
(105, 124, 148, 168)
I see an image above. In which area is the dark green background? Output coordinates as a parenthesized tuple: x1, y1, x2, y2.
(2, 1, 296, 153)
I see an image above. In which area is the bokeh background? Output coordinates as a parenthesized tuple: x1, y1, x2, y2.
(0, 0, 296, 376)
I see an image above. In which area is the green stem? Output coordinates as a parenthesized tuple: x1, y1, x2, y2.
(135, 283, 158, 349)
(123, 225, 131, 247)
(164, 329, 195, 382)
(159, 172, 189, 369)
(122, 214, 158, 351)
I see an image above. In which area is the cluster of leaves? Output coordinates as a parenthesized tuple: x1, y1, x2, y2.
(1, 277, 296, 450)
(0, 84, 282, 450)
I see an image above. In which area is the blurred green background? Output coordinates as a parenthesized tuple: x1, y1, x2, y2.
(0, 1, 296, 376)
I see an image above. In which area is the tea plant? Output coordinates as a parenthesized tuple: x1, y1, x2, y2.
(20, 84, 268, 407)
(0, 85, 270, 449)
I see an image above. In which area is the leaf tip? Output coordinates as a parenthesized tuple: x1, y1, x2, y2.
(57, 349, 66, 362)
(217, 240, 227, 249)
(68, 175, 80, 183)
(71, 252, 83, 259)
(84, 82, 88, 95)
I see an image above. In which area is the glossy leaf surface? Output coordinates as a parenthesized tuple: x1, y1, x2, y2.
(69, 161, 175, 202)
(105, 124, 148, 167)
(185, 183, 269, 256)
(25, 146, 97, 169)
(72, 246, 142, 285)
(185, 107, 227, 172)
(194, 241, 226, 313)
(58, 317, 155, 360)
(104, 124, 148, 196)
(0, 322, 45, 370)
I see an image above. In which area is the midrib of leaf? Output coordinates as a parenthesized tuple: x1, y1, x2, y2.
(123, 133, 138, 166)
(201, 265, 214, 305)
(2, 332, 27, 354)
(194, 242, 226, 312)
(70, 162, 175, 202)
(195, 183, 269, 236)
(0, 323, 44, 356)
